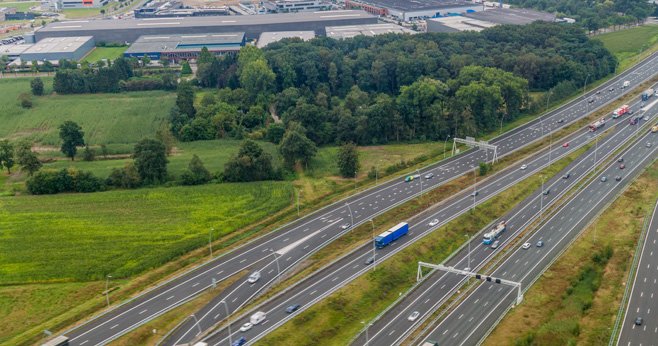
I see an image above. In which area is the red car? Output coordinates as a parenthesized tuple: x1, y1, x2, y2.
(619, 164, 625, 169)
(562, 142, 569, 148)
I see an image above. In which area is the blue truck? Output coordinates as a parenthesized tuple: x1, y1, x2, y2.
(482, 221, 506, 245)
(642, 88, 655, 101)
(375, 222, 409, 248)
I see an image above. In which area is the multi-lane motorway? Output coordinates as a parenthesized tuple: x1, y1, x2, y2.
(418, 119, 658, 346)
(197, 88, 656, 345)
(59, 52, 658, 346)
(352, 92, 658, 346)
(617, 200, 658, 346)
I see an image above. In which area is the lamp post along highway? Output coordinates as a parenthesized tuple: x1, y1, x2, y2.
(540, 175, 545, 220)
(443, 134, 451, 159)
(209, 228, 214, 257)
(361, 321, 372, 346)
(271, 250, 281, 285)
(295, 188, 300, 217)
(416, 169, 423, 197)
(219, 300, 232, 346)
(190, 314, 202, 336)
(369, 219, 376, 270)
(105, 275, 112, 307)
(464, 234, 471, 271)
(346, 202, 354, 230)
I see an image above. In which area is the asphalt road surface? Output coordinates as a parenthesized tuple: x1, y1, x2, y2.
(351, 93, 658, 346)
(58, 52, 658, 346)
(617, 200, 658, 346)
(199, 88, 656, 346)
(419, 122, 658, 346)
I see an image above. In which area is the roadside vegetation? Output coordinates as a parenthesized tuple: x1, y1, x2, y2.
(484, 159, 658, 346)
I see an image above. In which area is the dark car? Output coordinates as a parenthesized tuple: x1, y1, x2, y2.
(635, 317, 643, 326)
(232, 336, 247, 346)
(562, 173, 570, 179)
(615, 176, 622, 181)
(557, 118, 565, 123)
(471, 190, 478, 197)
(588, 98, 595, 103)
(543, 189, 550, 195)
(286, 304, 301, 313)
(609, 87, 615, 92)
(618, 157, 624, 163)
(596, 90, 601, 95)
(536, 240, 544, 247)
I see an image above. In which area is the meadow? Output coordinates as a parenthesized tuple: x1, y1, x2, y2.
(0, 181, 292, 284)
(0, 78, 174, 147)
(82, 46, 128, 62)
(596, 24, 658, 70)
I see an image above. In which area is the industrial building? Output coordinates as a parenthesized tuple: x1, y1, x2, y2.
(426, 7, 555, 32)
(123, 33, 245, 61)
(257, 31, 315, 48)
(325, 23, 415, 39)
(263, 0, 332, 13)
(133, 0, 229, 18)
(19, 36, 94, 61)
(51, 0, 109, 9)
(0, 44, 32, 63)
(345, 0, 481, 21)
(34, 10, 377, 43)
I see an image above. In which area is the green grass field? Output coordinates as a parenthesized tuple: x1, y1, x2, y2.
(81, 46, 128, 63)
(596, 25, 658, 70)
(0, 1, 39, 12)
(0, 78, 174, 146)
(0, 181, 292, 284)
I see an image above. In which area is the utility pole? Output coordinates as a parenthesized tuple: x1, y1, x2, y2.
(209, 227, 214, 257)
(105, 275, 112, 307)
(369, 219, 376, 270)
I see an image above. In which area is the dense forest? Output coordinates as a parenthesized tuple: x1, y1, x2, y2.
(178, 22, 616, 150)
(508, 0, 655, 31)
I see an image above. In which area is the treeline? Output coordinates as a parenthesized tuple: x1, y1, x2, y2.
(53, 58, 178, 94)
(176, 22, 615, 148)
(508, 0, 655, 31)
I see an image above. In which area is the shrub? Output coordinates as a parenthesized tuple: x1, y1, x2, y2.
(26, 168, 104, 195)
(18, 93, 32, 108)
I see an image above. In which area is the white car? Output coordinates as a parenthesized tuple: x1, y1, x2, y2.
(247, 271, 261, 284)
(240, 322, 253, 332)
(429, 219, 439, 227)
(408, 311, 420, 321)
(341, 223, 350, 230)
(522, 242, 531, 250)
(520, 164, 527, 170)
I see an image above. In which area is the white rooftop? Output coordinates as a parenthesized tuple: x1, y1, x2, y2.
(257, 31, 315, 48)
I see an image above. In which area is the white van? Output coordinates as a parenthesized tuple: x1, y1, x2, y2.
(623, 80, 630, 88)
(250, 311, 267, 325)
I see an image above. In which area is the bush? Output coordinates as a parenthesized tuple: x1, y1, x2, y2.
(18, 93, 32, 108)
(26, 168, 104, 195)
(107, 163, 142, 189)
(31, 77, 44, 96)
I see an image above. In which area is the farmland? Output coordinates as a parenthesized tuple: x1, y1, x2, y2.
(0, 181, 292, 284)
(0, 78, 174, 147)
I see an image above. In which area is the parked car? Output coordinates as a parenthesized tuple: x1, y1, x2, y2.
(408, 311, 420, 321)
(285, 304, 301, 313)
(239, 322, 253, 332)
(536, 240, 544, 247)
(247, 271, 261, 284)
(491, 240, 500, 249)
(522, 242, 531, 250)
(429, 219, 439, 227)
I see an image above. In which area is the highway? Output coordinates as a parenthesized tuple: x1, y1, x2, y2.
(417, 118, 658, 345)
(161, 52, 658, 346)
(351, 92, 658, 346)
(58, 51, 658, 346)
(617, 200, 658, 346)
(197, 89, 656, 346)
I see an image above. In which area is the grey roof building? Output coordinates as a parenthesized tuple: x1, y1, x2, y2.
(34, 10, 377, 43)
(325, 23, 416, 39)
(19, 36, 94, 62)
(124, 32, 245, 61)
(463, 7, 555, 25)
(257, 31, 315, 48)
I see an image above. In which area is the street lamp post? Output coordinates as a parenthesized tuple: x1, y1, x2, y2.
(295, 188, 300, 217)
(346, 203, 354, 230)
(443, 135, 451, 159)
(361, 321, 372, 346)
(369, 219, 376, 270)
(354, 171, 357, 194)
(190, 314, 202, 336)
(464, 234, 471, 271)
(105, 275, 112, 307)
(583, 74, 590, 96)
(209, 228, 214, 257)
(416, 169, 423, 197)
(540, 175, 545, 220)
(271, 250, 281, 285)
(219, 300, 232, 346)
(472, 167, 477, 211)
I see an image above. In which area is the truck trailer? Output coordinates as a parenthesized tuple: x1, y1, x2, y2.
(375, 222, 409, 248)
(612, 105, 629, 118)
(483, 221, 506, 245)
(642, 88, 655, 101)
(589, 118, 606, 131)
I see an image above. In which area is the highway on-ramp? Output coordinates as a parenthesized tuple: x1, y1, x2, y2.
(617, 199, 658, 346)
(418, 118, 658, 346)
(57, 52, 658, 346)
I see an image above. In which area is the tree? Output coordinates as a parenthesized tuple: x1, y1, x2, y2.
(279, 123, 317, 169)
(176, 82, 196, 118)
(142, 54, 151, 66)
(337, 142, 359, 178)
(59, 121, 85, 161)
(181, 154, 211, 185)
(181, 61, 192, 75)
(133, 138, 168, 185)
(16, 141, 41, 176)
(107, 162, 141, 188)
(31, 77, 44, 96)
(0, 140, 15, 174)
(155, 122, 176, 156)
(239, 58, 276, 104)
(82, 145, 96, 161)
(224, 140, 274, 182)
